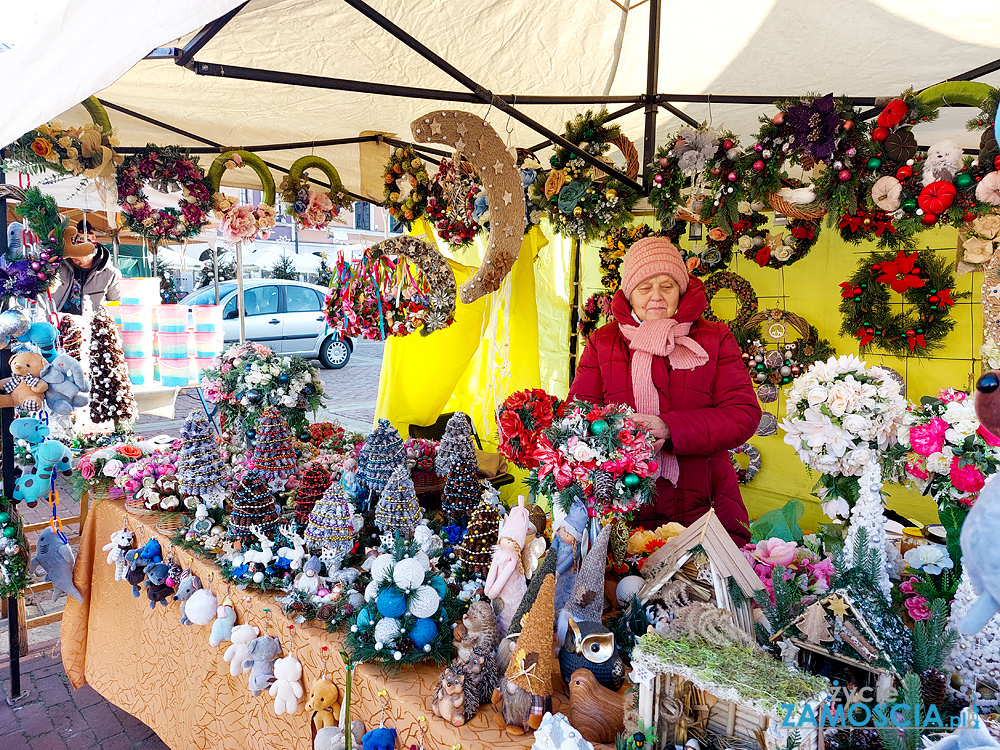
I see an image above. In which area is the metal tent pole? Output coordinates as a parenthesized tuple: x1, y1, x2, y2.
(642, 0, 661, 190)
(236, 243, 246, 343)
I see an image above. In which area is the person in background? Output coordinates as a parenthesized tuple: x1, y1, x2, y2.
(48, 219, 122, 315)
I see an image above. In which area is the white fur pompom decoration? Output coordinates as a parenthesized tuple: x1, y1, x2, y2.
(407, 585, 441, 619)
(185, 588, 218, 626)
(922, 139, 962, 186)
(776, 186, 816, 205)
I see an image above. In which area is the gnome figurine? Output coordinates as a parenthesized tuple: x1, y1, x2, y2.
(485, 496, 530, 636)
(552, 501, 588, 614)
(492, 573, 555, 736)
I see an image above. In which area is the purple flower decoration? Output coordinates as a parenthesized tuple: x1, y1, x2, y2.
(784, 94, 843, 163)
(0, 257, 41, 299)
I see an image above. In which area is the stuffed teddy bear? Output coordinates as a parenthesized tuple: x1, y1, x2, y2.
(269, 654, 303, 715)
(138, 539, 163, 565)
(0, 351, 49, 410)
(124, 549, 147, 598)
(243, 634, 282, 696)
(143, 563, 174, 609)
(210, 598, 238, 648)
(361, 727, 396, 750)
(14, 439, 72, 507)
(103, 528, 135, 582)
(306, 677, 342, 731)
(224, 624, 259, 677)
(41, 354, 90, 415)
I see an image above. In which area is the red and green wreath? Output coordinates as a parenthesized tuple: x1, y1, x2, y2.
(838, 249, 967, 357)
(702, 271, 759, 331)
(425, 157, 482, 249)
(743, 218, 820, 269)
(117, 145, 212, 243)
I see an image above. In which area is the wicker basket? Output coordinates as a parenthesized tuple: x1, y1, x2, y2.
(674, 207, 708, 224)
(125, 494, 157, 517)
(411, 470, 446, 495)
(155, 513, 186, 537)
(766, 191, 828, 221)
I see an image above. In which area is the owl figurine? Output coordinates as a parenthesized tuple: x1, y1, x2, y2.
(558, 616, 626, 691)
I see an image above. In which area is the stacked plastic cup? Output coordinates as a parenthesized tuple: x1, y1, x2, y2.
(192, 305, 223, 333)
(156, 304, 189, 333)
(120, 277, 160, 306)
(160, 358, 189, 387)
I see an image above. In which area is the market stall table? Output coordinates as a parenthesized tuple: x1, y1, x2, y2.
(61, 497, 602, 750)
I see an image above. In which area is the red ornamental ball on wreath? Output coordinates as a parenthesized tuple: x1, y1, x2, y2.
(877, 99, 909, 129)
(918, 181, 956, 216)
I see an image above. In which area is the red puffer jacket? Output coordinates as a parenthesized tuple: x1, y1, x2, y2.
(568, 278, 761, 545)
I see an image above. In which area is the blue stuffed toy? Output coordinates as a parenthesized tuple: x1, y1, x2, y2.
(41, 354, 90, 415)
(16, 322, 59, 362)
(138, 539, 163, 565)
(361, 727, 396, 750)
(14, 439, 72, 507)
(10, 417, 49, 444)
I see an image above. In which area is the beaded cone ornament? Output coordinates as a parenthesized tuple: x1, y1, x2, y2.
(57, 315, 82, 360)
(176, 410, 228, 501)
(441, 449, 482, 525)
(357, 418, 405, 504)
(88, 305, 138, 426)
(294, 463, 332, 529)
(374, 465, 422, 537)
(456, 499, 502, 578)
(304, 480, 357, 555)
(227, 469, 279, 541)
(435, 412, 477, 477)
(948, 572, 1000, 708)
(250, 407, 298, 481)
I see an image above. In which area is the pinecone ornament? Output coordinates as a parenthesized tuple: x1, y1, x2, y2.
(592, 470, 615, 508)
(919, 668, 947, 710)
(609, 519, 629, 567)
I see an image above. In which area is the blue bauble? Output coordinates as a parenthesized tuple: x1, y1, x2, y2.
(265, 565, 277, 577)
(376, 587, 407, 618)
(245, 429, 257, 444)
(302, 383, 316, 396)
(247, 388, 263, 404)
(409, 618, 438, 648)
(245, 363, 253, 372)
(428, 575, 448, 599)
(278, 373, 291, 384)
(356, 606, 374, 629)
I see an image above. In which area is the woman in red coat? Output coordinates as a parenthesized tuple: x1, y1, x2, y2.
(568, 237, 761, 545)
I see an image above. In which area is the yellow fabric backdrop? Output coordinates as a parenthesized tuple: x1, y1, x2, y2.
(375, 217, 984, 531)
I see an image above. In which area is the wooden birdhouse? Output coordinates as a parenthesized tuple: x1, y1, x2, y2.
(638, 509, 764, 638)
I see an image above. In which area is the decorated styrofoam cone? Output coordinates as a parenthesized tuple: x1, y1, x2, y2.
(364, 580, 380, 603)
(393, 557, 426, 591)
(407, 584, 441, 619)
(371, 553, 395, 583)
(373, 616, 401, 644)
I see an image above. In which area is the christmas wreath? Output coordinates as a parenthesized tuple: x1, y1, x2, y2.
(744, 218, 820, 269)
(382, 144, 430, 226)
(528, 109, 639, 241)
(692, 209, 769, 276)
(117, 145, 212, 244)
(838, 249, 967, 357)
(496, 389, 562, 469)
(734, 313, 836, 391)
(729, 443, 761, 484)
(279, 155, 350, 231)
(368, 235, 457, 334)
(425, 157, 483, 249)
(702, 271, 759, 331)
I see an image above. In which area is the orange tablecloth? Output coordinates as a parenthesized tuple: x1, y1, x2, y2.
(61, 498, 581, 750)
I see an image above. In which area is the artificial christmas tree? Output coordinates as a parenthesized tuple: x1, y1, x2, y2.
(88, 305, 138, 426)
(456, 499, 501, 578)
(294, 463, 332, 529)
(435, 413, 477, 477)
(303, 480, 356, 555)
(250, 407, 297, 482)
(228, 469, 279, 541)
(374, 465, 421, 537)
(57, 315, 82, 360)
(177, 410, 228, 505)
(441, 450, 482, 524)
(356, 418, 405, 508)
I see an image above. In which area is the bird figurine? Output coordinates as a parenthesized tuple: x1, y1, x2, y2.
(567, 668, 625, 744)
(559, 617, 627, 691)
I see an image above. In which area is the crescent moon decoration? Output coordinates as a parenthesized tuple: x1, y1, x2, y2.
(368, 235, 457, 335)
(411, 110, 525, 304)
(207, 150, 278, 243)
(279, 155, 350, 231)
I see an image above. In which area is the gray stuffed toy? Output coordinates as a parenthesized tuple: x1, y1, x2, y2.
(41, 354, 90, 415)
(30, 527, 83, 603)
(174, 572, 203, 625)
(243, 635, 282, 696)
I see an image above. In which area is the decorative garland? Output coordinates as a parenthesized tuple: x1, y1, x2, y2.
(208, 151, 277, 243)
(729, 443, 761, 484)
(838, 248, 967, 356)
(383, 144, 430, 226)
(424, 157, 482, 249)
(117, 145, 212, 244)
(528, 109, 639, 241)
(702, 271, 759, 331)
(7, 188, 67, 301)
(743, 218, 820, 269)
(279, 155, 350, 231)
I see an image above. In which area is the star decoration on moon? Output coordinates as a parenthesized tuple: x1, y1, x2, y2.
(502, 191, 513, 206)
(825, 595, 850, 618)
(456, 121, 468, 136)
(455, 138, 466, 151)
(493, 160, 504, 175)
(430, 120, 442, 135)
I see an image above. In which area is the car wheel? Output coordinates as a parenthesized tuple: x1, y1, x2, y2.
(319, 336, 351, 369)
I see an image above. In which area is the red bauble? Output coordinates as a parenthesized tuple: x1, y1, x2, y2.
(963, 212, 975, 222)
(920, 213, 938, 226)
(872, 126, 890, 142)
(838, 169, 852, 182)
(878, 99, 908, 129)
(727, 172, 738, 182)
(722, 139, 734, 150)
(917, 180, 957, 215)
(994, 154, 1000, 171)
(752, 160, 765, 172)
(896, 165, 913, 180)
(772, 112, 786, 126)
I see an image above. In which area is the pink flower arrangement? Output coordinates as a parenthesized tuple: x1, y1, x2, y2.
(742, 538, 833, 604)
(910, 417, 948, 457)
(752, 538, 799, 567)
(904, 594, 931, 621)
(220, 203, 259, 243)
(302, 190, 335, 229)
(200, 376, 225, 404)
(950, 458, 986, 497)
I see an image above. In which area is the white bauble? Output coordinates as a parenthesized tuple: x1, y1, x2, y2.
(408, 585, 441, 619)
(373, 617, 401, 645)
(616, 576, 645, 606)
(364, 580, 380, 603)
(370, 553, 395, 583)
(392, 558, 425, 591)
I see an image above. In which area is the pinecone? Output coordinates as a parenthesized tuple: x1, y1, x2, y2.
(592, 470, 615, 507)
(920, 668, 947, 710)
(610, 519, 629, 567)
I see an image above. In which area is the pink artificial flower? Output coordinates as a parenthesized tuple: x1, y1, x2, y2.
(221, 204, 258, 243)
(78, 459, 95, 480)
(905, 595, 931, 621)
(200, 376, 224, 403)
(950, 457, 986, 494)
(906, 454, 929, 481)
(809, 557, 835, 589)
(899, 577, 917, 595)
(910, 417, 949, 457)
(937, 388, 967, 403)
(753, 538, 799, 567)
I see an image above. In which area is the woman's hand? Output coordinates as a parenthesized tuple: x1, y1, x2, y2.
(633, 413, 670, 440)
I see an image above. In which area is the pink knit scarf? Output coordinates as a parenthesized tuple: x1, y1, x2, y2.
(619, 318, 709, 485)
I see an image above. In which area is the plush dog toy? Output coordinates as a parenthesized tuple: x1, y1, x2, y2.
(243, 635, 282, 697)
(224, 624, 259, 677)
(361, 727, 397, 750)
(102, 528, 135, 582)
(306, 677, 341, 731)
(269, 654, 303, 715)
(14, 439, 72, 507)
(0, 351, 48, 410)
(210, 598, 238, 647)
(41, 354, 90, 415)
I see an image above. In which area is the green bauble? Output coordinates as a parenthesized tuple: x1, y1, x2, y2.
(589, 419, 609, 436)
(956, 173, 974, 189)
(0, 512, 9, 525)
(623, 473, 640, 488)
(866, 157, 882, 171)
(2, 526, 16, 539)
(902, 198, 917, 212)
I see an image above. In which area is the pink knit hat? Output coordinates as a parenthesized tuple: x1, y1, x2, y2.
(500, 497, 530, 548)
(620, 237, 689, 298)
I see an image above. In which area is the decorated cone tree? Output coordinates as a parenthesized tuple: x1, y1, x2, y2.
(57, 314, 82, 360)
(435, 412, 477, 477)
(228, 469, 279, 541)
(375, 465, 422, 538)
(303, 480, 357, 556)
(456, 499, 501, 578)
(357, 418, 405, 507)
(294, 463, 332, 529)
(251, 407, 297, 481)
(177, 410, 228, 504)
(442, 450, 484, 525)
(88, 306, 138, 426)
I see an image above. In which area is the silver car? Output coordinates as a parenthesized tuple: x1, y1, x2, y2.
(180, 279, 352, 369)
